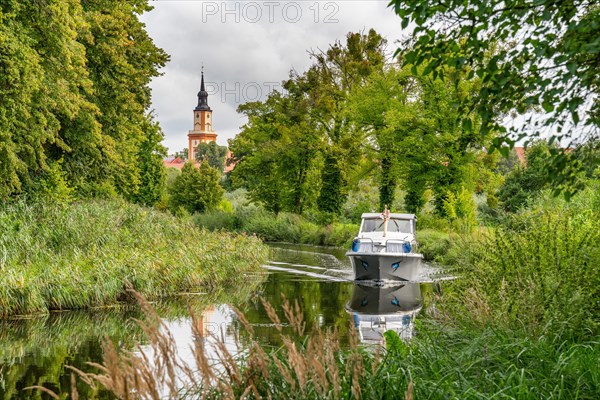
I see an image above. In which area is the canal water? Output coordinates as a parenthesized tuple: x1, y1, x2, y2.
(0, 244, 436, 399)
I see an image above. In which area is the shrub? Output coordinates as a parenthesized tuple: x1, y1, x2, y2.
(416, 229, 453, 262)
(415, 212, 451, 231)
(193, 210, 236, 231)
(323, 223, 359, 248)
(442, 186, 478, 232)
(169, 161, 224, 214)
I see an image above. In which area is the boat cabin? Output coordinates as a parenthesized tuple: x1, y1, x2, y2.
(358, 213, 417, 239)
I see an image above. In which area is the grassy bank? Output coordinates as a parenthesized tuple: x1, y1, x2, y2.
(50, 293, 599, 399)
(194, 208, 359, 248)
(0, 199, 269, 318)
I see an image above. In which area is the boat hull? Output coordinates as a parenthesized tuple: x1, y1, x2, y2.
(346, 252, 423, 282)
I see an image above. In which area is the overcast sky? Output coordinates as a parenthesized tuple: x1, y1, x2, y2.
(141, 0, 406, 154)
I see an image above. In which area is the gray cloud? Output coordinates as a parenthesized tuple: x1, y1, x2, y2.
(141, 1, 404, 153)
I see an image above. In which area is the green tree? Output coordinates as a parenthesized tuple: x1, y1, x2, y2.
(0, 0, 98, 198)
(195, 142, 228, 172)
(498, 141, 556, 212)
(389, 0, 600, 195)
(78, 0, 169, 198)
(133, 120, 167, 206)
(230, 89, 321, 215)
(229, 30, 387, 218)
(347, 67, 408, 211)
(169, 161, 224, 214)
(0, 0, 168, 200)
(349, 64, 490, 214)
(306, 30, 387, 216)
(495, 148, 522, 176)
(174, 148, 189, 160)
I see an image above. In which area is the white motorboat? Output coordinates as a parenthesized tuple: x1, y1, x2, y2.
(346, 210, 423, 282)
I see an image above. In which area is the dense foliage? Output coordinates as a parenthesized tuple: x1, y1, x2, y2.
(389, 0, 600, 195)
(194, 206, 358, 248)
(0, 0, 168, 203)
(2, 4, 598, 398)
(194, 141, 228, 172)
(230, 30, 498, 219)
(230, 30, 388, 217)
(349, 65, 491, 214)
(78, 184, 600, 400)
(449, 185, 600, 340)
(169, 161, 224, 214)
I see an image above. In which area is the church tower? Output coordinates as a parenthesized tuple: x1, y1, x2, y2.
(188, 68, 217, 161)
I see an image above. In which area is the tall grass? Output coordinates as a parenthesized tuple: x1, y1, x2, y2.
(29, 186, 600, 399)
(36, 292, 599, 399)
(445, 187, 600, 341)
(416, 229, 455, 262)
(378, 323, 600, 399)
(0, 199, 269, 317)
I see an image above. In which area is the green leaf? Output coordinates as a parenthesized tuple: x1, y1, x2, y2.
(462, 118, 473, 132)
(384, 330, 408, 357)
(542, 100, 554, 113)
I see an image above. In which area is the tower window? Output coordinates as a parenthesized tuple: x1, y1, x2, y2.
(196, 114, 199, 120)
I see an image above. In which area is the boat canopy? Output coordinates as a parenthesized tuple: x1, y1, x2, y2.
(359, 213, 417, 236)
(360, 213, 417, 220)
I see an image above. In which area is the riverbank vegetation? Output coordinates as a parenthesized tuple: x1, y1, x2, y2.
(3, 0, 599, 397)
(0, 200, 268, 318)
(51, 184, 599, 399)
(193, 202, 358, 248)
(11, 17, 595, 400)
(0, 1, 168, 204)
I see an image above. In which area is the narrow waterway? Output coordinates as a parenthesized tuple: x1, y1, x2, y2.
(0, 244, 437, 399)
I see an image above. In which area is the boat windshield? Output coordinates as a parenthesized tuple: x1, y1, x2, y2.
(361, 218, 413, 234)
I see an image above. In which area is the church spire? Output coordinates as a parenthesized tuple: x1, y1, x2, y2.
(195, 66, 211, 111)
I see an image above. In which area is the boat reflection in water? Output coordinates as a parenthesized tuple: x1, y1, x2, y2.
(346, 283, 423, 344)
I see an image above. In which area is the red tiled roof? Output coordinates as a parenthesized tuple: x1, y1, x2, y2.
(224, 151, 236, 173)
(514, 147, 526, 164)
(163, 157, 187, 169)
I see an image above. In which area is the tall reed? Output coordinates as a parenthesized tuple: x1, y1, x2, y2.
(35, 291, 599, 399)
(0, 199, 269, 317)
(193, 209, 358, 248)
(47, 291, 386, 400)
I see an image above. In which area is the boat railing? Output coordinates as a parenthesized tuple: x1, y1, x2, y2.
(384, 239, 406, 253)
(352, 238, 418, 253)
(352, 237, 375, 252)
(385, 239, 418, 253)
